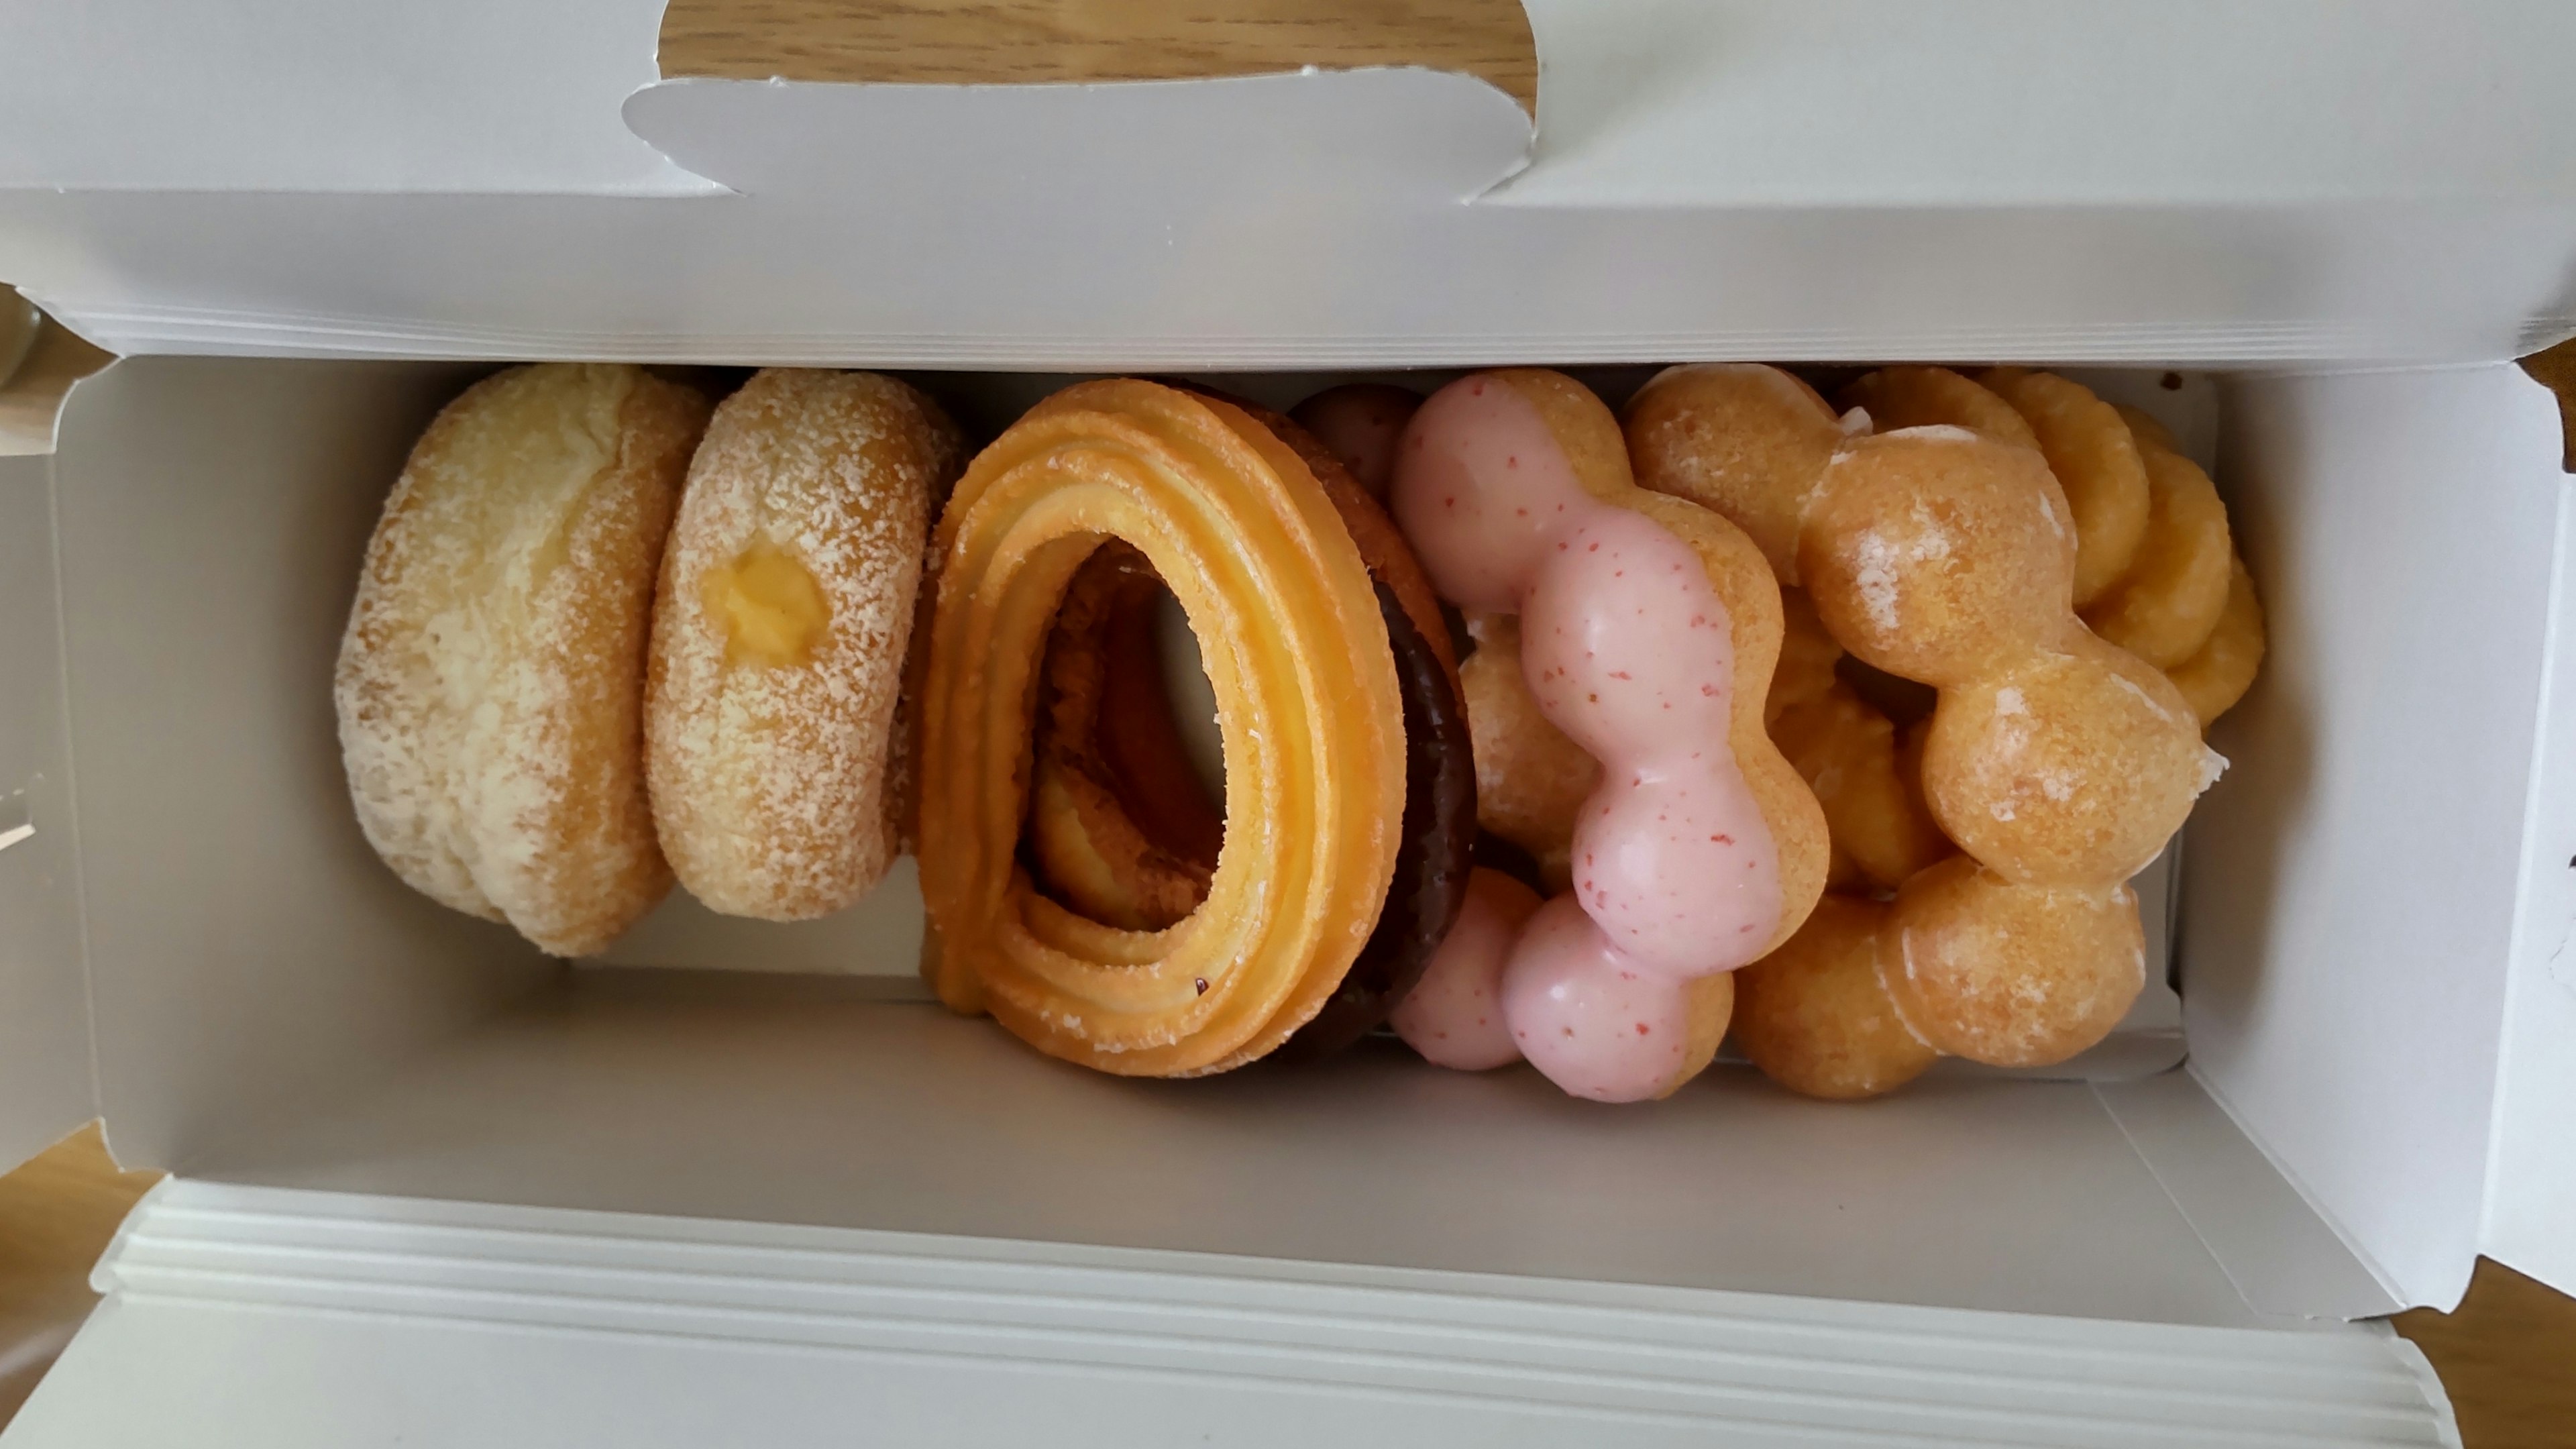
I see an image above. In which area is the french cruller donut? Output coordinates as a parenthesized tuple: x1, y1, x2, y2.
(916, 379, 1476, 1073)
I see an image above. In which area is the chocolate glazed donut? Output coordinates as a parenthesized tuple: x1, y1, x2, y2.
(1020, 390, 1476, 1057)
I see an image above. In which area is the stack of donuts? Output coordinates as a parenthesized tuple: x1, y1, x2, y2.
(337, 358, 2263, 1106)
(337, 362, 963, 954)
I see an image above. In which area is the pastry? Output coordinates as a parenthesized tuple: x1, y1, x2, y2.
(1616, 363, 1844, 582)
(917, 380, 1426, 1075)
(2078, 423, 2235, 669)
(1387, 866, 1542, 1070)
(1975, 368, 2152, 607)
(1289, 383, 1421, 500)
(1876, 855, 2145, 1067)
(1456, 610, 1598, 891)
(647, 369, 962, 921)
(1629, 364, 2223, 1081)
(1836, 366, 2039, 451)
(1827, 369, 2258, 715)
(1387, 369, 1830, 1102)
(336, 362, 710, 955)
(1012, 391, 1475, 1057)
(1801, 429, 2218, 886)
(1729, 896, 1936, 1100)
(2165, 553, 2267, 726)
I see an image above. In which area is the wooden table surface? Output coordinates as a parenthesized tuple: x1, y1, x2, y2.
(2, 4, 2570, 1442)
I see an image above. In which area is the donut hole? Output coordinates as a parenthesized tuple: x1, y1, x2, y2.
(1018, 541, 1228, 932)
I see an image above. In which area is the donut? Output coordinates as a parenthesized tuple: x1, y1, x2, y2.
(1008, 391, 1474, 1058)
(1457, 610, 1598, 891)
(1627, 363, 2222, 1085)
(2078, 422, 2235, 669)
(918, 380, 1452, 1075)
(646, 369, 962, 921)
(1385, 369, 1830, 1102)
(1770, 682, 1953, 894)
(1764, 587, 1846, 724)
(336, 363, 710, 956)
(1617, 363, 1844, 582)
(1878, 856, 2145, 1068)
(1803, 429, 2217, 885)
(1730, 896, 1936, 1099)
(1835, 366, 2039, 451)
(1290, 383, 1421, 500)
(1976, 368, 2153, 608)
(1387, 866, 1542, 1070)
(2164, 551, 2267, 726)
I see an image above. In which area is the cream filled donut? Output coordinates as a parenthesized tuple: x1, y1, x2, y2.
(647, 369, 963, 921)
(1387, 369, 1827, 1102)
(336, 363, 710, 956)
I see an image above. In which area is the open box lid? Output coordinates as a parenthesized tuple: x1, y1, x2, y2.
(3, 1, 2576, 362)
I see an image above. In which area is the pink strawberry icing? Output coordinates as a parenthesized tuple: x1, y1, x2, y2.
(1387, 374, 1782, 1102)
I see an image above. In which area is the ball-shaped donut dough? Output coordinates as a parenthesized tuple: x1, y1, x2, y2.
(647, 369, 962, 921)
(1881, 856, 2145, 1068)
(1731, 896, 1937, 1100)
(1624, 363, 1843, 584)
(336, 363, 710, 956)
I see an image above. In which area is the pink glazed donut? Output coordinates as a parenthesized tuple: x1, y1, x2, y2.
(1385, 370, 1828, 1101)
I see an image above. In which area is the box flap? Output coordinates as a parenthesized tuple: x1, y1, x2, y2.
(0, 0, 708, 195)
(2483, 362, 2576, 1297)
(2186, 364, 2565, 1311)
(1, 1178, 2457, 1448)
(6, 3, 2576, 363)
(1505, 0, 2576, 208)
(46, 359, 556, 1172)
(0, 449, 97, 1175)
(622, 67, 1529, 207)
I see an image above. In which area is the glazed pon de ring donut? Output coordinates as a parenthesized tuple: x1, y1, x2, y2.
(1387, 369, 1829, 1102)
(916, 379, 1409, 1076)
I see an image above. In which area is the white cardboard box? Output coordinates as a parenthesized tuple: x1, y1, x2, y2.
(3, 3, 2573, 1444)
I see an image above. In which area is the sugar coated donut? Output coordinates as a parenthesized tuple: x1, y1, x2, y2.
(1387, 369, 1828, 1102)
(337, 363, 710, 956)
(647, 369, 961, 921)
(917, 380, 1412, 1075)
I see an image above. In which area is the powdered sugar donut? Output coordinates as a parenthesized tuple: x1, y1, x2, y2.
(337, 363, 710, 956)
(647, 369, 963, 920)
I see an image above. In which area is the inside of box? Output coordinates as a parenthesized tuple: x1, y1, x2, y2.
(34, 354, 2561, 1324)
